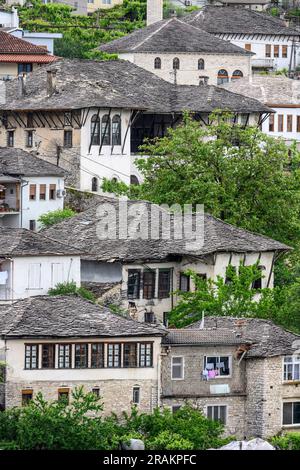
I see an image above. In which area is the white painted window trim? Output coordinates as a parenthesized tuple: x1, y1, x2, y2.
(205, 404, 228, 425)
(171, 356, 184, 380)
(204, 355, 232, 379)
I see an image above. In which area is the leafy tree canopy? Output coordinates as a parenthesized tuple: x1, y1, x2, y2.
(38, 207, 76, 228)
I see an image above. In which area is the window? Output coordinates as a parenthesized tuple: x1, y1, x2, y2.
(91, 114, 100, 146)
(198, 58, 205, 70)
(163, 312, 169, 327)
(101, 114, 111, 145)
(28, 263, 41, 289)
(112, 115, 121, 146)
(7, 131, 14, 147)
(278, 114, 284, 132)
(92, 387, 100, 397)
(123, 343, 137, 368)
(283, 356, 300, 382)
(172, 356, 184, 380)
(51, 263, 63, 287)
(173, 57, 180, 70)
(287, 114, 293, 132)
(158, 269, 171, 299)
(297, 116, 300, 133)
(282, 45, 288, 58)
(217, 69, 229, 85)
(26, 130, 33, 147)
(172, 405, 182, 414)
(107, 343, 121, 368)
(265, 44, 271, 58)
(91, 343, 104, 368)
(64, 111, 72, 127)
(49, 184, 56, 200)
(25, 344, 38, 369)
(64, 130, 72, 148)
(232, 70, 243, 80)
(179, 273, 190, 292)
(240, 114, 248, 127)
(130, 175, 140, 185)
(207, 405, 227, 425)
(39, 184, 46, 200)
(204, 356, 230, 377)
(91, 177, 98, 192)
(245, 43, 251, 52)
(139, 343, 153, 367)
(29, 184, 36, 200)
(22, 390, 33, 406)
(18, 63, 32, 74)
(127, 269, 141, 299)
(252, 265, 265, 290)
(27, 113, 33, 128)
(42, 344, 55, 369)
(29, 220, 36, 231)
(269, 114, 274, 132)
(143, 270, 155, 299)
(144, 311, 155, 323)
(58, 344, 71, 369)
(58, 388, 69, 404)
(283, 402, 300, 425)
(132, 386, 140, 404)
(75, 344, 88, 368)
(154, 57, 161, 69)
(274, 45, 280, 57)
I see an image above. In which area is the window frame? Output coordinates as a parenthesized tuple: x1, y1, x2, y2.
(49, 184, 56, 200)
(179, 272, 190, 292)
(265, 44, 271, 58)
(91, 343, 104, 368)
(206, 404, 227, 425)
(283, 355, 300, 382)
(112, 114, 121, 146)
(41, 343, 55, 369)
(278, 114, 284, 132)
(63, 130, 73, 148)
(198, 58, 205, 70)
(154, 57, 161, 69)
(143, 270, 156, 299)
(7, 130, 14, 148)
(132, 386, 140, 404)
(107, 343, 121, 368)
(282, 45, 288, 58)
(39, 184, 46, 201)
(127, 269, 141, 299)
(123, 342, 137, 368)
(158, 268, 171, 299)
(171, 356, 184, 380)
(204, 355, 232, 378)
(287, 114, 293, 133)
(24, 344, 39, 370)
(282, 401, 300, 426)
(58, 343, 72, 369)
(22, 389, 33, 406)
(139, 342, 153, 368)
(26, 130, 33, 148)
(29, 184, 36, 201)
(173, 57, 180, 70)
(91, 114, 100, 146)
(101, 114, 111, 146)
(269, 113, 274, 132)
(74, 343, 88, 369)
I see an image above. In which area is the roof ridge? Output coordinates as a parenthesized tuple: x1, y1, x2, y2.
(131, 18, 173, 51)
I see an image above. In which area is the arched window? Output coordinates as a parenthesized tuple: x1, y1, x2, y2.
(112, 115, 121, 146)
(154, 57, 161, 69)
(90, 114, 100, 146)
(198, 58, 205, 70)
(232, 70, 243, 80)
(173, 57, 180, 70)
(130, 175, 140, 186)
(101, 114, 111, 145)
(91, 177, 98, 192)
(217, 69, 229, 85)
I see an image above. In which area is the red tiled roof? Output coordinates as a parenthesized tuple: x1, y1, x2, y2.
(0, 31, 50, 54)
(0, 55, 58, 63)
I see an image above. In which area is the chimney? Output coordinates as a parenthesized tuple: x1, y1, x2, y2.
(199, 75, 209, 86)
(47, 69, 57, 96)
(18, 73, 26, 97)
(147, 0, 163, 26)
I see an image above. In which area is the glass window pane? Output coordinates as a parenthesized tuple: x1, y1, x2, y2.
(283, 403, 293, 425)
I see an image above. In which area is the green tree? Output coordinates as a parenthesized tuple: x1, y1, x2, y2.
(38, 207, 76, 228)
(48, 281, 96, 303)
(103, 113, 300, 247)
(168, 265, 300, 332)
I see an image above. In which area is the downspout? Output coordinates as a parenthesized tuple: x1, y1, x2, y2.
(157, 341, 161, 410)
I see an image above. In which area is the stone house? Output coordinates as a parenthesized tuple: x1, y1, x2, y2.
(43, 198, 290, 324)
(0, 227, 81, 302)
(0, 30, 57, 80)
(0, 147, 66, 230)
(221, 75, 300, 148)
(161, 317, 300, 439)
(0, 58, 270, 190)
(183, 6, 300, 72)
(99, 16, 253, 86)
(0, 294, 165, 413)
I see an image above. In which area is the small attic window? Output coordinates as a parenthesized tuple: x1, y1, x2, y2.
(154, 57, 161, 69)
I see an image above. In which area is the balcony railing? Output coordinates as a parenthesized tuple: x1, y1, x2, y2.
(252, 58, 274, 69)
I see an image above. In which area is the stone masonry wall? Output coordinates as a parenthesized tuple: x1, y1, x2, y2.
(6, 379, 158, 415)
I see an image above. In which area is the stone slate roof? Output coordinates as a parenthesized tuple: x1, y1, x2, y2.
(1, 58, 270, 114)
(42, 199, 290, 263)
(163, 329, 250, 346)
(183, 6, 300, 37)
(0, 147, 66, 177)
(187, 317, 300, 357)
(0, 294, 165, 339)
(0, 227, 81, 257)
(99, 17, 251, 55)
(221, 75, 300, 106)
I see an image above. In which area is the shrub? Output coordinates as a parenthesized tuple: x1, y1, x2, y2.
(48, 282, 96, 302)
(271, 433, 300, 450)
(38, 208, 76, 228)
(147, 430, 193, 450)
